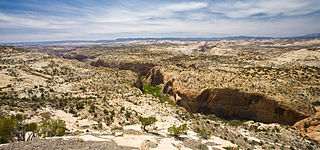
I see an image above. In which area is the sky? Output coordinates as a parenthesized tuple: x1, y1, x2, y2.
(0, 0, 320, 42)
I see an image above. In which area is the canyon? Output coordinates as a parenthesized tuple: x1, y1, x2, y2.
(146, 67, 309, 125)
(1, 38, 320, 149)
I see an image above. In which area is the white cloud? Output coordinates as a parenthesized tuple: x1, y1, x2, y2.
(211, 0, 320, 18)
(0, 0, 320, 42)
(163, 2, 208, 12)
(0, 13, 13, 21)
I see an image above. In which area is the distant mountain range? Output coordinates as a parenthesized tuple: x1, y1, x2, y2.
(1, 33, 320, 46)
(289, 33, 320, 38)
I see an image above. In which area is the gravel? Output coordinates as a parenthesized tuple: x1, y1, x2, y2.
(0, 139, 136, 150)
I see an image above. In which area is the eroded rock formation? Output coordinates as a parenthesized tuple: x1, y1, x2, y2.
(147, 67, 310, 125)
(179, 88, 308, 125)
(90, 59, 155, 75)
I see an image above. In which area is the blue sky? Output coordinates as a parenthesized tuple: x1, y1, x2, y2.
(0, 0, 320, 42)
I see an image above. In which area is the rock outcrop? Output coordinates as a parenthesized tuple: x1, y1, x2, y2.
(90, 59, 155, 76)
(178, 88, 308, 125)
(294, 106, 320, 142)
(147, 67, 309, 125)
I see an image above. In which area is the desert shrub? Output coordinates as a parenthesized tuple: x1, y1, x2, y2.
(168, 123, 188, 137)
(69, 106, 76, 114)
(38, 119, 66, 137)
(76, 102, 84, 110)
(290, 146, 294, 150)
(25, 123, 38, 132)
(111, 126, 123, 131)
(227, 120, 243, 127)
(103, 109, 109, 115)
(125, 111, 131, 120)
(110, 110, 115, 120)
(97, 122, 102, 129)
(120, 107, 125, 113)
(139, 116, 157, 133)
(0, 114, 37, 144)
(89, 105, 95, 113)
(0, 117, 16, 144)
(57, 98, 68, 108)
(14, 114, 24, 121)
(80, 86, 86, 91)
(196, 128, 212, 138)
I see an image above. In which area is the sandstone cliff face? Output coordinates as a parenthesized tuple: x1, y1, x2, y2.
(179, 88, 307, 125)
(294, 106, 320, 142)
(147, 67, 309, 125)
(90, 59, 155, 76)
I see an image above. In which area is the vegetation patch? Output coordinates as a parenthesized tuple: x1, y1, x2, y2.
(139, 116, 157, 133)
(141, 76, 175, 105)
(0, 114, 38, 144)
(38, 119, 66, 137)
(168, 123, 188, 137)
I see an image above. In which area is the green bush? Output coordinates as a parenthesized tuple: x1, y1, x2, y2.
(142, 84, 162, 98)
(161, 95, 175, 106)
(125, 111, 131, 120)
(196, 129, 212, 138)
(89, 105, 95, 113)
(69, 106, 76, 114)
(0, 114, 37, 144)
(227, 120, 243, 127)
(76, 102, 85, 110)
(168, 123, 188, 137)
(39, 119, 66, 137)
(25, 123, 38, 132)
(142, 83, 175, 105)
(103, 109, 109, 115)
(0, 117, 15, 144)
(120, 107, 125, 113)
(139, 116, 157, 133)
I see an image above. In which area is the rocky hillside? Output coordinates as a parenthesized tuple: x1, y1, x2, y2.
(1, 39, 320, 150)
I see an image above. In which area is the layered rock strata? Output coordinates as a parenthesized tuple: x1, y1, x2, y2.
(147, 66, 310, 125)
